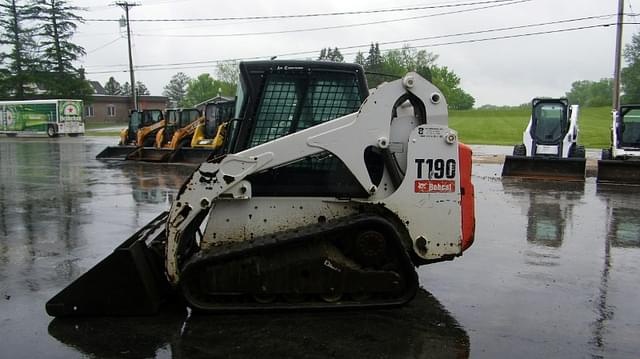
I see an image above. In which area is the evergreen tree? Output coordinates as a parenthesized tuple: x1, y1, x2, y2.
(354, 51, 365, 66)
(163, 72, 190, 106)
(331, 47, 344, 62)
(136, 81, 150, 96)
(365, 43, 385, 87)
(103, 76, 122, 95)
(0, 0, 39, 99)
(317, 47, 344, 62)
(121, 82, 131, 96)
(366, 43, 382, 69)
(31, 0, 90, 99)
(318, 48, 328, 61)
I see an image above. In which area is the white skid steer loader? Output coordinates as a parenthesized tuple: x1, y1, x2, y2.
(502, 98, 585, 181)
(597, 105, 640, 184)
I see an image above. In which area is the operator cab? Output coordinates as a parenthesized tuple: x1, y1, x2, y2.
(227, 60, 373, 197)
(127, 111, 143, 143)
(204, 100, 234, 138)
(617, 105, 640, 149)
(531, 98, 569, 146)
(142, 110, 163, 127)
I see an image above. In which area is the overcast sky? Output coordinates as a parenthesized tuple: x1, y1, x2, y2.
(71, 0, 638, 106)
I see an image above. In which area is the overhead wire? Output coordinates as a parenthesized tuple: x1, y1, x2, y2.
(86, 37, 122, 54)
(132, 0, 530, 38)
(85, 20, 633, 74)
(83, 0, 527, 22)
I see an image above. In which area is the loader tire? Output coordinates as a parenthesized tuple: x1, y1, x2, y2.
(513, 144, 526, 156)
(570, 145, 585, 158)
(601, 148, 613, 160)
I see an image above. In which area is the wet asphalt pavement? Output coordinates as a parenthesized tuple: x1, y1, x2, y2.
(0, 136, 638, 358)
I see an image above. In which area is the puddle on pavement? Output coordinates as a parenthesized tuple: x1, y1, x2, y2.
(0, 138, 638, 358)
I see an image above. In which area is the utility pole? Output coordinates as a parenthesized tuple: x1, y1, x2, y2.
(116, 2, 140, 111)
(613, 0, 624, 111)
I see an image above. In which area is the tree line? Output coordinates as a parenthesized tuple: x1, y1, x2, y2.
(2, 0, 639, 110)
(319, 44, 476, 110)
(0, 0, 92, 100)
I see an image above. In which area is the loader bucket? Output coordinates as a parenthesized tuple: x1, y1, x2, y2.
(502, 156, 586, 181)
(96, 145, 138, 160)
(597, 160, 640, 184)
(46, 212, 171, 317)
(168, 147, 215, 164)
(126, 147, 174, 162)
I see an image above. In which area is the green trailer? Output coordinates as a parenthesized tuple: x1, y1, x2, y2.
(0, 99, 85, 137)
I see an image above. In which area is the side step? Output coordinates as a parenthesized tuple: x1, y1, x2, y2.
(502, 156, 586, 181)
(597, 160, 640, 184)
(96, 145, 138, 160)
(46, 212, 171, 317)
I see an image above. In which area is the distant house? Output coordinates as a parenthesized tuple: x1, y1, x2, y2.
(85, 81, 168, 123)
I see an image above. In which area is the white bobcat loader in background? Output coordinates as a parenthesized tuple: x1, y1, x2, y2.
(502, 98, 585, 181)
(597, 105, 640, 184)
(45, 62, 475, 316)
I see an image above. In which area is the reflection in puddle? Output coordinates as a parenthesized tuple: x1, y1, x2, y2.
(113, 163, 192, 205)
(48, 289, 469, 359)
(0, 141, 93, 291)
(590, 186, 640, 354)
(609, 208, 640, 248)
(502, 179, 584, 266)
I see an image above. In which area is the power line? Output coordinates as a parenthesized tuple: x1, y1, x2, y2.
(85, 21, 629, 75)
(84, 0, 528, 22)
(86, 37, 122, 54)
(132, 0, 530, 38)
(82, 11, 625, 69)
(124, 16, 621, 68)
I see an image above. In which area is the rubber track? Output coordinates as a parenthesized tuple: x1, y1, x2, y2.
(180, 213, 419, 312)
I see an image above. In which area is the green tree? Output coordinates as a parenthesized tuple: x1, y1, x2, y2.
(31, 0, 90, 99)
(0, 0, 39, 99)
(183, 73, 236, 106)
(136, 81, 150, 95)
(430, 66, 475, 110)
(622, 31, 640, 104)
(104, 76, 122, 95)
(216, 61, 239, 86)
(121, 81, 131, 96)
(364, 43, 385, 87)
(318, 47, 344, 62)
(163, 72, 190, 106)
(354, 51, 365, 66)
(565, 79, 612, 107)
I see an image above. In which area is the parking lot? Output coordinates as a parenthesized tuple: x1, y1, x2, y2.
(0, 136, 638, 358)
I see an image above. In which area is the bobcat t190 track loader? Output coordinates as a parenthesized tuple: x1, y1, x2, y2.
(46, 61, 475, 316)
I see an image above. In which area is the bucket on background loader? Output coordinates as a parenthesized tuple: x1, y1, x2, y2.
(597, 160, 640, 184)
(125, 147, 174, 162)
(45, 212, 171, 317)
(95, 145, 139, 160)
(502, 156, 586, 181)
